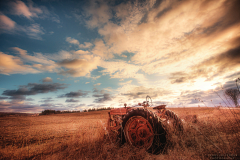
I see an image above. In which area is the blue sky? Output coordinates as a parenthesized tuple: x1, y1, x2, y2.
(0, 0, 240, 113)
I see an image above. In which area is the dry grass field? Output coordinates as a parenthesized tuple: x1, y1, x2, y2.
(0, 107, 240, 160)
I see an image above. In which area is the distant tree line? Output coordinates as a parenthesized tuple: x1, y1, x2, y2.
(40, 107, 114, 115)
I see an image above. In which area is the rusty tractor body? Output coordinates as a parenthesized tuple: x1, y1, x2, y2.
(107, 96, 183, 154)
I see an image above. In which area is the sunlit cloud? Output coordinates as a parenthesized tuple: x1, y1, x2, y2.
(0, 52, 39, 75)
(1, 0, 240, 112)
(42, 77, 52, 82)
(0, 13, 15, 31)
(66, 37, 79, 45)
(9, 0, 36, 19)
(57, 56, 101, 77)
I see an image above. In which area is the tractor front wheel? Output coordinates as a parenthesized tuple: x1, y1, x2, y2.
(122, 108, 166, 154)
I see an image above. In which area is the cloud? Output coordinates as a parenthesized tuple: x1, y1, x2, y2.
(0, 14, 45, 39)
(9, 0, 36, 19)
(66, 37, 79, 45)
(0, 13, 15, 31)
(74, 50, 90, 54)
(93, 93, 112, 103)
(170, 45, 240, 83)
(119, 80, 132, 86)
(0, 15, 45, 39)
(91, 39, 112, 59)
(58, 90, 89, 98)
(79, 42, 93, 48)
(169, 72, 189, 84)
(57, 78, 65, 81)
(120, 85, 171, 100)
(0, 96, 8, 100)
(42, 77, 52, 82)
(7, 0, 60, 23)
(2, 83, 66, 99)
(94, 83, 101, 86)
(100, 60, 140, 79)
(39, 98, 54, 103)
(93, 87, 99, 93)
(66, 37, 92, 49)
(0, 100, 41, 113)
(23, 23, 45, 40)
(84, 0, 112, 29)
(91, 75, 101, 80)
(65, 99, 80, 102)
(0, 52, 39, 75)
(57, 56, 101, 77)
(12, 47, 54, 65)
(192, 45, 240, 76)
(85, 0, 240, 80)
(0, 1, 59, 39)
(85, 82, 90, 84)
(10, 47, 58, 72)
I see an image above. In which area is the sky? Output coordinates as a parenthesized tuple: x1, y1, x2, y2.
(0, 0, 240, 113)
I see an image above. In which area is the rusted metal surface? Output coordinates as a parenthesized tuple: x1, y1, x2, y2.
(109, 107, 131, 115)
(124, 116, 154, 149)
(153, 105, 166, 110)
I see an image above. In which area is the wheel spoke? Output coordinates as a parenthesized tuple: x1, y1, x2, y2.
(125, 116, 155, 149)
(128, 128, 137, 134)
(137, 119, 147, 127)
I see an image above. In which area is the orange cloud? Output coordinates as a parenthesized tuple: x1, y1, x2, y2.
(79, 42, 93, 48)
(84, 0, 111, 29)
(9, 0, 42, 19)
(57, 56, 101, 77)
(66, 37, 79, 45)
(91, 39, 113, 59)
(0, 52, 39, 75)
(0, 14, 15, 31)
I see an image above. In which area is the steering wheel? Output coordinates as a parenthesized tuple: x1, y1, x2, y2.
(146, 95, 152, 107)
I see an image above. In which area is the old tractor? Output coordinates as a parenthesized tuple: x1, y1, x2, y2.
(107, 96, 183, 154)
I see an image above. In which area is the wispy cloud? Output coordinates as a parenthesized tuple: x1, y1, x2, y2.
(2, 82, 66, 100)
(9, 0, 38, 19)
(65, 99, 80, 103)
(93, 93, 112, 103)
(58, 90, 89, 98)
(8, 0, 60, 22)
(66, 37, 93, 49)
(94, 83, 101, 86)
(0, 13, 15, 31)
(0, 0, 59, 39)
(0, 13, 45, 39)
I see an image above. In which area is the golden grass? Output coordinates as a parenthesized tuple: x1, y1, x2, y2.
(0, 108, 239, 160)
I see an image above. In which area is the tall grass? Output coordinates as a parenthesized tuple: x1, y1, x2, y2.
(0, 107, 239, 159)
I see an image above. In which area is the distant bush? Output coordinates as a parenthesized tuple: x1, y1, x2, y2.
(40, 107, 114, 115)
(40, 110, 80, 115)
(40, 110, 56, 115)
(87, 107, 114, 112)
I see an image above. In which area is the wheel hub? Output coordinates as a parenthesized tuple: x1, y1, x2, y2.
(125, 116, 154, 149)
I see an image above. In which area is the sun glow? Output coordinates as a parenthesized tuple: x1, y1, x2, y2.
(193, 78, 217, 91)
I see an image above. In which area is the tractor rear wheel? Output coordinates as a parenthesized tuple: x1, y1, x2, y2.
(164, 110, 183, 133)
(121, 108, 166, 154)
